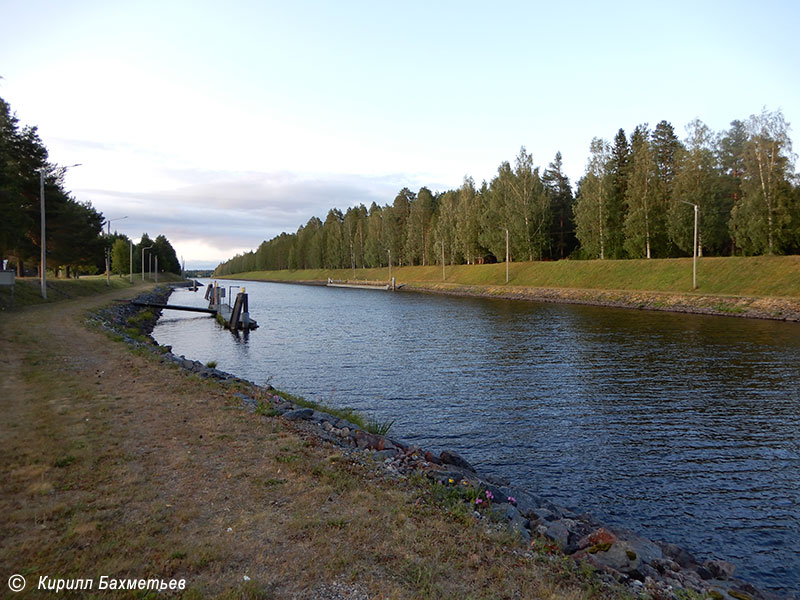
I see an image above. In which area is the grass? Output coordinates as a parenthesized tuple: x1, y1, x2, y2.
(0, 272, 186, 311)
(219, 255, 800, 298)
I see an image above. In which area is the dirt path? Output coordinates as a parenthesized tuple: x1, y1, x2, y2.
(0, 287, 610, 599)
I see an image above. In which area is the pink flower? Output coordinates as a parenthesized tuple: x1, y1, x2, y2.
(507, 496, 516, 505)
(475, 498, 483, 505)
(485, 490, 494, 501)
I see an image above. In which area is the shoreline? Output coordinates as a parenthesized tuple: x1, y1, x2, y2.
(116, 286, 788, 599)
(225, 276, 800, 322)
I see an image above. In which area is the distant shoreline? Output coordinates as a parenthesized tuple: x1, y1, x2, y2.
(221, 276, 800, 322)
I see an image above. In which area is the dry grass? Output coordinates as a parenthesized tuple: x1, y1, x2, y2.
(0, 287, 625, 599)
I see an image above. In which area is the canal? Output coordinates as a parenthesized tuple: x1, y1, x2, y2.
(153, 280, 800, 593)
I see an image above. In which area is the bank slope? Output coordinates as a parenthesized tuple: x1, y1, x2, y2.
(218, 256, 800, 321)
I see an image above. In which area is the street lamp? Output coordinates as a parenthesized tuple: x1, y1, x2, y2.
(35, 163, 81, 299)
(498, 227, 509, 283)
(681, 201, 699, 290)
(505, 227, 509, 284)
(141, 245, 154, 281)
(104, 216, 128, 286)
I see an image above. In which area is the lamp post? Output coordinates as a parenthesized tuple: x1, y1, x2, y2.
(441, 240, 446, 281)
(681, 201, 699, 290)
(104, 216, 128, 286)
(497, 227, 509, 283)
(141, 245, 154, 281)
(505, 228, 509, 284)
(35, 163, 81, 299)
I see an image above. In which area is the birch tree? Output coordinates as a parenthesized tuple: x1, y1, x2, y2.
(624, 126, 657, 258)
(508, 147, 550, 261)
(668, 119, 726, 256)
(574, 138, 610, 259)
(729, 108, 795, 254)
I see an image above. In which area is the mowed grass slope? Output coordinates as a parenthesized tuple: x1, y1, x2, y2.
(0, 273, 184, 311)
(221, 255, 800, 298)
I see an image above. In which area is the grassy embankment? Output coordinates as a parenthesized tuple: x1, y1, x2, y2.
(220, 256, 800, 320)
(0, 273, 184, 312)
(220, 255, 800, 297)
(1, 279, 625, 598)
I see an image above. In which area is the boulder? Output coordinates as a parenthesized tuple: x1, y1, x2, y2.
(354, 430, 384, 450)
(658, 541, 700, 569)
(283, 408, 314, 420)
(704, 559, 735, 580)
(577, 527, 617, 551)
(538, 520, 570, 550)
(584, 539, 641, 576)
(439, 450, 476, 473)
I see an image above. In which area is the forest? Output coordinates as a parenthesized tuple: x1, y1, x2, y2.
(0, 96, 181, 278)
(214, 109, 799, 276)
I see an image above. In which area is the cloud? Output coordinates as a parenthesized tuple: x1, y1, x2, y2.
(77, 169, 425, 269)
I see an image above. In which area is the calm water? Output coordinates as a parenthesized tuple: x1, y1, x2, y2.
(153, 280, 800, 593)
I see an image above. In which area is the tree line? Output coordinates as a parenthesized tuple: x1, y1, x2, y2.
(214, 108, 798, 276)
(0, 96, 181, 278)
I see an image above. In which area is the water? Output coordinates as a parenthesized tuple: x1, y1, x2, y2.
(153, 280, 800, 593)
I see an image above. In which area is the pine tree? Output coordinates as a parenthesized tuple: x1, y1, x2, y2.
(543, 152, 576, 259)
(605, 129, 629, 258)
(650, 120, 682, 255)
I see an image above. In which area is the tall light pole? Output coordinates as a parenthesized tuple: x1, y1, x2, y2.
(681, 201, 699, 290)
(141, 245, 154, 281)
(105, 216, 128, 286)
(35, 163, 81, 299)
(441, 240, 446, 281)
(505, 228, 509, 284)
(497, 227, 509, 283)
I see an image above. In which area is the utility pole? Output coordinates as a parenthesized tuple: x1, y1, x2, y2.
(141, 245, 154, 281)
(505, 228, 509, 284)
(36, 163, 81, 299)
(681, 201, 699, 290)
(105, 216, 127, 286)
(441, 240, 446, 281)
(39, 168, 45, 299)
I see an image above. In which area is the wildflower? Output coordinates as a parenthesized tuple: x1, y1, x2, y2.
(475, 498, 483, 505)
(485, 490, 494, 501)
(508, 496, 517, 505)
(448, 478, 454, 484)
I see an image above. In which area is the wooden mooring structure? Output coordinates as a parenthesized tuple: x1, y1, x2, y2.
(204, 282, 258, 330)
(133, 282, 257, 331)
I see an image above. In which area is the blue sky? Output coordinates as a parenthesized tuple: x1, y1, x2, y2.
(2, 0, 798, 268)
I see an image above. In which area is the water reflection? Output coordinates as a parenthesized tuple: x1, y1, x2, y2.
(153, 280, 800, 593)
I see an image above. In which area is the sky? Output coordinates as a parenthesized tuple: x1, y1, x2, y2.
(2, 0, 799, 269)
